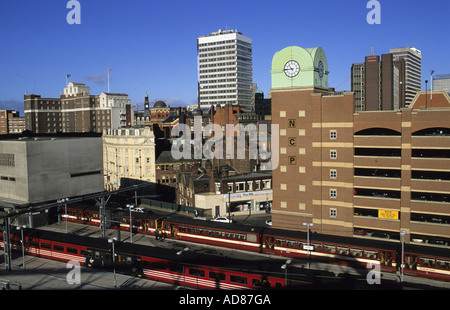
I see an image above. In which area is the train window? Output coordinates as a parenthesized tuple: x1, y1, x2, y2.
(188, 268, 205, 278)
(209, 271, 226, 281)
(323, 244, 336, 254)
(41, 242, 51, 250)
(179, 226, 187, 233)
(188, 227, 196, 234)
(364, 250, 378, 259)
(247, 234, 257, 243)
(252, 279, 271, 289)
(226, 232, 235, 239)
(337, 246, 349, 255)
(126, 256, 133, 264)
(67, 247, 78, 255)
(81, 249, 90, 257)
(169, 265, 183, 274)
(350, 248, 363, 257)
(206, 230, 215, 236)
(311, 243, 322, 252)
(230, 275, 248, 285)
(151, 262, 167, 270)
(286, 240, 297, 248)
(53, 245, 64, 252)
(420, 257, 435, 267)
(197, 228, 205, 235)
(437, 259, 450, 270)
(94, 251, 101, 258)
(236, 233, 246, 241)
(29, 241, 39, 248)
(276, 238, 285, 247)
(216, 231, 226, 238)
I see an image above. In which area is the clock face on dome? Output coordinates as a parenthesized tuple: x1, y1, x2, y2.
(284, 60, 300, 77)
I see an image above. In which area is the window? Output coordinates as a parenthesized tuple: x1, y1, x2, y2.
(67, 247, 78, 255)
(276, 238, 285, 247)
(188, 268, 205, 277)
(230, 275, 248, 285)
(330, 150, 337, 159)
(330, 169, 337, 179)
(209, 271, 226, 281)
(330, 190, 337, 198)
(330, 130, 337, 139)
(286, 240, 297, 248)
(41, 243, 51, 250)
(53, 245, 64, 252)
(330, 208, 337, 217)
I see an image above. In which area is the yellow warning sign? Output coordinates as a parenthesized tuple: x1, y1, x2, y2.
(378, 210, 399, 220)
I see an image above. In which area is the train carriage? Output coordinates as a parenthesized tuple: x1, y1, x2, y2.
(403, 243, 450, 281)
(1, 228, 285, 290)
(164, 215, 264, 253)
(115, 210, 166, 236)
(262, 227, 399, 273)
(64, 203, 102, 226)
(63, 203, 167, 237)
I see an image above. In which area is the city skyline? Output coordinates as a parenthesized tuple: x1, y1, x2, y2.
(0, 0, 449, 113)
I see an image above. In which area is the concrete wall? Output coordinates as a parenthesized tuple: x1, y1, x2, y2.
(26, 137, 104, 203)
(0, 140, 29, 203)
(0, 136, 103, 205)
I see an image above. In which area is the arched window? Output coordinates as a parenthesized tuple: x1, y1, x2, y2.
(412, 127, 450, 136)
(355, 128, 401, 136)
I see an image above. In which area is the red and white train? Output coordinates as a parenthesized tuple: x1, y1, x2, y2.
(1, 228, 286, 289)
(62, 203, 450, 282)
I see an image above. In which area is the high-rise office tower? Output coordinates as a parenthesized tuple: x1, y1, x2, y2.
(433, 74, 450, 94)
(390, 47, 422, 107)
(197, 29, 253, 109)
(351, 53, 405, 111)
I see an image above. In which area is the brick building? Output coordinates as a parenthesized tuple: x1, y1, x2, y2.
(271, 45, 450, 246)
(24, 82, 133, 134)
(0, 110, 26, 134)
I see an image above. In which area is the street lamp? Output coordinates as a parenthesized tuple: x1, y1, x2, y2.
(303, 222, 314, 269)
(16, 225, 26, 270)
(281, 259, 291, 287)
(127, 204, 134, 243)
(59, 198, 69, 233)
(400, 230, 406, 282)
(431, 70, 435, 102)
(177, 247, 189, 289)
(108, 237, 119, 288)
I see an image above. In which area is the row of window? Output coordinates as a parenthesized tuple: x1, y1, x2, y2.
(178, 225, 257, 242)
(266, 236, 380, 259)
(148, 262, 272, 287)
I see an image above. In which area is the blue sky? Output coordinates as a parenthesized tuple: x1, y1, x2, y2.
(0, 0, 449, 113)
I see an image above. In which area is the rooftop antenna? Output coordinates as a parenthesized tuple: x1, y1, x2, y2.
(371, 46, 374, 56)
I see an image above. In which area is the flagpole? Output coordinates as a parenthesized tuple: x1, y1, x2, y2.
(107, 68, 111, 93)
